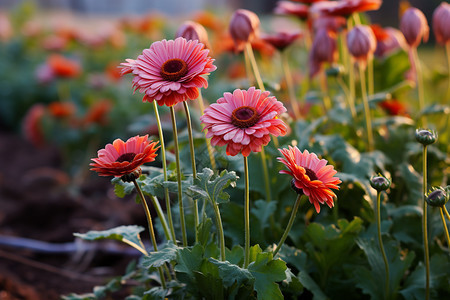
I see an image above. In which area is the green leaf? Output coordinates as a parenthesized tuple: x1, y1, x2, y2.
(209, 258, 254, 288)
(141, 241, 179, 268)
(74, 225, 147, 255)
(193, 271, 225, 300)
(174, 244, 204, 281)
(188, 168, 238, 205)
(61, 294, 95, 300)
(197, 218, 213, 247)
(253, 200, 277, 231)
(247, 251, 287, 300)
(112, 177, 135, 198)
(225, 245, 245, 266)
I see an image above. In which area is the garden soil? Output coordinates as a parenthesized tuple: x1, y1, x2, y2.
(0, 130, 150, 299)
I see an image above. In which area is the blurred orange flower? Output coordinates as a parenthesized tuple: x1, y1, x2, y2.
(47, 54, 81, 78)
(48, 101, 76, 118)
(82, 99, 112, 126)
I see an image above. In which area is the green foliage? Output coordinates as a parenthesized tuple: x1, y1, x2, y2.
(187, 168, 238, 204)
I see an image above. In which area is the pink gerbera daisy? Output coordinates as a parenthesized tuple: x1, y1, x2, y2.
(278, 146, 341, 213)
(120, 37, 216, 107)
(200, 87, 287, 157)
(90, 135, 160, 177)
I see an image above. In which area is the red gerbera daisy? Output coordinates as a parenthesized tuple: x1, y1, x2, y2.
(90, 135, 160, 177)
(278, 146, 341, 213)
(120, 37, 216, 107)
(200, 87, 287, 157)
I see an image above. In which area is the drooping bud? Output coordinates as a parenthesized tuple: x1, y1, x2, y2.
(370, 174, 391, 192)
(426, 187, 449, 207)
(176, 21, 210, 49)
(229, 9, 260, 52)
(346, 25, 376, 66)
(400, 7, 429, 48)
(309, 28, 338, 78)
(415, 129, 437, 146)
(432, 2, 450, 45)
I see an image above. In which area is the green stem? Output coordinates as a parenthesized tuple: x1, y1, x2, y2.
(411, 47, 427, 127)
(346, 19, 357, 119)
(243, 156, 250, 268)
(148, 194, 171, 242)
(422, 145, 430, 300)
(282, 50, 301, 120)
(319, 69, 332, 113)
(132, 179, 166, 289)
(376, 191, 390, 299)
(273, 194, 304, 256)
(183, 101, 199, 243)
(212, 200, 226, 261)
(170, 106, 188, 247)
(152, 102, 177, 244)
(368, 57, 374, 96)
(446, 43, 450, 102)
(440, 207, 450, 250)
(444, 206, 450, 222)
(197, 90, 217, 172)
(260, 147, 272, 203)
(358, 63, 374, 151)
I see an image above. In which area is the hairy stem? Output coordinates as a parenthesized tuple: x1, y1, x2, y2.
(358, 63, 374, 151)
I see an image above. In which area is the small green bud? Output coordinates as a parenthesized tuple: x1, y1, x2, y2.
(425, 187, 449, 207)
(415, 129, 437, 146)
(326, 64, 345, 77)
(370, 175, 391, 192)
(120, 168, 142, 183)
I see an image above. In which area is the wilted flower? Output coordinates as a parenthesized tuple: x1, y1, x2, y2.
(176, 21, 210, 49)
(426, 187, 449, 207)
(260, 31, 302, 51)
(229, 9, 260, 52)
(121, 37, 216, 107)
(432, 2, 450, 45)
(346, 25, 376, 66)
(90, 135, 159, 178)
(309, 28, 338, 77)
(371, 25, 407, 57)
(370, 174, 391, 191)
(274, 1, 309, 20)
(278, 146, 341, 213)
(400, 7, 429, 48)
(200, 87, 287, 157)
(415, 129, 437, 146)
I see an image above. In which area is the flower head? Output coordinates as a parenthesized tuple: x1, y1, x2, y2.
(121, 37, 216, 107)
(432, 2, 450, 45)
(315, 0, 382, 17)
(90, 135, 160, 177)
(400, 7, 429, 48)
(47, 54, 81, 78)
(229, 9, 260, 52)
(261, 31, 302, 51)
(176, 21, 210, 49)
(372, 26, 407, 57)
(347, 25, 376, 66)
(278, 146, 341, 213)
(426, 187, 449, 207)
(200, 87, 287, 157)
(415, 128, 437, 146)
(274, 1, 309, 20)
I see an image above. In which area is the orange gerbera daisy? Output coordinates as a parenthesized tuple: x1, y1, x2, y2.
(278, 146, 341, 213)
(90, 135, 159, 177)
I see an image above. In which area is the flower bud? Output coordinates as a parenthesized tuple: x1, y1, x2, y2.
(370, 175, 391, 192)
(309, 28, 338, 78)
(176, 21, 210, 49)
(415, 129, 437, 146)
(229, 9, 260, 52)
(432, 2, 450, 45)
(120, 168, 142, 183)
(346, 25, 376, 65)
(426, 187, 449, 207)
(400, 7, 429, 48)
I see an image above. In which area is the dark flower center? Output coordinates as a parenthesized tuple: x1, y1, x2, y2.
(160, 58, 188, 81)
(231, 106, 260, 128)
(305, 168, 318, 181)
(116, 152, 136, 163)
